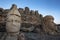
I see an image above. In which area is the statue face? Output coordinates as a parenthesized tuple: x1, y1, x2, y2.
(48, 18, 54, 23)
(50, 19, 54, 23)
(6, 15, 21, 32)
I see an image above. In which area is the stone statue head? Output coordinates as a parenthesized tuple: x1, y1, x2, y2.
(43, 15, 54, 24)
(43, 15, 58, 35)
(6, 4, 21, 33)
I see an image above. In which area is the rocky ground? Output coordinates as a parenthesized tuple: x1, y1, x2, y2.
(0, 31, 60, 40)
(23, 32, 60, 40)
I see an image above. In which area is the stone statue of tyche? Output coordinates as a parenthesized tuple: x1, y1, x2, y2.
(0, 4, 25, 40)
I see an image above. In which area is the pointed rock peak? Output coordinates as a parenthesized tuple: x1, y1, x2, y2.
(35, 10, 38, 13)
(10, 4, 17, 10)
(7, 4, 21, 17)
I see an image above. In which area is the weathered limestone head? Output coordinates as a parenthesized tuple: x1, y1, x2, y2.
(30, 10, 35, 15)
(18, 8, 24, 14)
(43, 15, 54, 23)
(6, 4, 21, 33)
(35, 10, 38, 15)
(25, 7, 29, 11)
(10, 4, 17, 10)
(43, 15, 57, 35)
(24, 7, 30, 14)
(0, 8, 4, 13)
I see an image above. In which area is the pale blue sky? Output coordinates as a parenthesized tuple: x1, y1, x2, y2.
(0, 0, 60, 24)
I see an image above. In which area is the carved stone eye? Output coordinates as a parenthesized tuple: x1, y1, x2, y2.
(14, 20, 20, 23)
(15, 20, 17, 22)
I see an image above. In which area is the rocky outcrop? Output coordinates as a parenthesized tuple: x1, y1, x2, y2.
(43, 15, 58, 35)
(6, 4, 21, 33)
(0, 4, 25, 40)
(0, 4, 60, 40)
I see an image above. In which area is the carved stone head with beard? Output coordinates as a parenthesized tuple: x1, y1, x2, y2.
(43, 15, 58, 35)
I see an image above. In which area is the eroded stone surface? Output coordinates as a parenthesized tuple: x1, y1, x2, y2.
(43, 15, 58, 35)
(0, 4, 60, 40)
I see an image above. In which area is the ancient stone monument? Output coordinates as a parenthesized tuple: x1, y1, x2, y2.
(6, 4, 21, 33)
(0, 4, 25, 40)
(0, 4, 60, 40)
